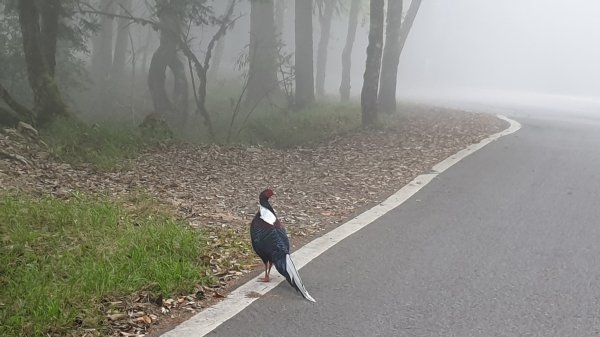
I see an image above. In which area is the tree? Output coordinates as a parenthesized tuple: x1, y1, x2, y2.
(275, 0, 287, 38)
(398, 0, 423, 61)
(208, 0, 236, 83)
(315, 0, 335, 98)
(90, 0, 115, 82)
(111, 0, 133, 82)
(294, 0, 315, 109)
(147, 0, 189, 125)
(0, 0, 71, 126)
(378, 0, 402, 114)
(378, 0, 422, 114)
(339, 0, 360, 101)
(360, 0, 384, 127)
(246, 0, 280, 106)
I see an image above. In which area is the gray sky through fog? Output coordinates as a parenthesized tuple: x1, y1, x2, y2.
(396, 0, 600, 109)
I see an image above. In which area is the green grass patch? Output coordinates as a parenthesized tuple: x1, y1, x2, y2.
(0, 193, 211, 337)
(192, 97, 363, 147)
(40, 117, 172, 171)
(238, 102, 362, 147)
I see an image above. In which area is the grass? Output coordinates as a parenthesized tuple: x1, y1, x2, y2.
(40, 101, 363, 170)
(236, 102, 362, 147)
(40, 117, 173, 171)
(0, 192, 211, 337)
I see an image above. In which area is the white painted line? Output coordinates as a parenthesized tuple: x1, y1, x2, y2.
(161, 114, 521, 337)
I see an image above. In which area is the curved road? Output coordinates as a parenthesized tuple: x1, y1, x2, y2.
(181, 111, 600, 336)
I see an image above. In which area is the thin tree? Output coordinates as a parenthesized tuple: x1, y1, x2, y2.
(339, 0, 360, 101)
(208, 0, 236, 83)
(315, 0, 335, 98)
(275, 0, 287, 38)
(378, 0, 402, 114)
(90, 0, 115, 82)
(398, 0, 422, 61)
(360, 0, 384, 127)
(111, 0, 133, 82)
(246, 0, 280, 106)
(378, 0, 422, 114)
(295, 0, 315, 109)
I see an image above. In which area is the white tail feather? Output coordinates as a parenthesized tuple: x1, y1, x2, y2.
(285, 254, 316, 302)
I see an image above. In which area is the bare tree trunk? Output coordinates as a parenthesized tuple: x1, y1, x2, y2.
(378, 0, 403, 114)
(207, 36, 225, 83)
(246, 0, 280, 106)
(148, 47, 172, 114)
(295, 0, 315, 109)
(378, 0, 422, 114)
(140, 26, 153, 74)
(39, 0, 59, 77)
(275, 0, 286, 38)
(111, 0, 133, 81)
(360, 0, 384, 128)
(147, 1, 188, 124)
(398, 0, 422, 57)
(339, 0, 360, 101)
(208, 0, 235, 83)
(91, 0, 115, 82)
(315, 0, 334, 98)
(18, 0, 69, 126)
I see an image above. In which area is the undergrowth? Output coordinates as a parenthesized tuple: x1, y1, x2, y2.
(40, 117, 173, 171)
(0, 192, 211, 337)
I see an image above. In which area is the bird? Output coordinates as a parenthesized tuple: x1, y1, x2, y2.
(250, 189, 316, 302)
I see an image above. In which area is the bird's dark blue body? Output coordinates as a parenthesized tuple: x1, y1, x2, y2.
(250, 189, 315, 302)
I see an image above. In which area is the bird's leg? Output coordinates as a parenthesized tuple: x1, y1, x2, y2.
(258, 262, 270, 282)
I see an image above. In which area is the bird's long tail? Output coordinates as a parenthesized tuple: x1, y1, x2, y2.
(275, 254, 316, 302)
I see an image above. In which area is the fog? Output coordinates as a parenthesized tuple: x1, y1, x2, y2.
(91, 0, 600, 120)
(393, 0, 600, 117)
(4, 0, 599, 129)
(258, 0, 600, 114)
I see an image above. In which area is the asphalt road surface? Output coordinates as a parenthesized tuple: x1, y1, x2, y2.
(205, 111, 600, 337)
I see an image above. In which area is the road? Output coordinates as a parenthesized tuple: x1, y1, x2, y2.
(183, 109, 600, 336)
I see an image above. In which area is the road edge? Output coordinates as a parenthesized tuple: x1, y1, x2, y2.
(161, 114, 522, 337)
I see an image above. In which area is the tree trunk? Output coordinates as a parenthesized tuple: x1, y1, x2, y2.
(294, 0, 315, 109)
(91, 0, 115, 82)
(315, 0, 335, 98)
(39, 0, 59, 77)
(246, 0, 280, 106)
(275, 0, 286, 38)
(207, 35, 225, 83)
(140, 26, 153, 74)
(378, 0, 403, 114)
(360, 0, 384, 128)
(398, 0, 422, 59)
(208, 0, 235, 83)
(148, 47, 172, 114)
(339, 0, 360, 101)
(147, 1, 188, 124)
(111, 0, 133, 81)
(18, 0, 69, 126)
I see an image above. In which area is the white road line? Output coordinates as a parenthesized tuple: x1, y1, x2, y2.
(161, 115, 521, 337)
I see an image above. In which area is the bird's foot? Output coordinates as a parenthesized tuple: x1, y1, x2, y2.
(257, 277, 270, 282)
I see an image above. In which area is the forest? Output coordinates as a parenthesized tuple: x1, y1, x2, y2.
(0, 1, 509, 336)
(0, 0, 421, 142)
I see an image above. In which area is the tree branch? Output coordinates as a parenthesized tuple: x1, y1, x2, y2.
(77, 2, 158, 28)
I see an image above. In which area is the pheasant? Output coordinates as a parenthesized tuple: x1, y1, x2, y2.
(250, 189, 316, 302)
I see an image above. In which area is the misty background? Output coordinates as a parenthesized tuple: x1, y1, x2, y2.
(214, 0, 600, 101)
(2, 0, 599, 135)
